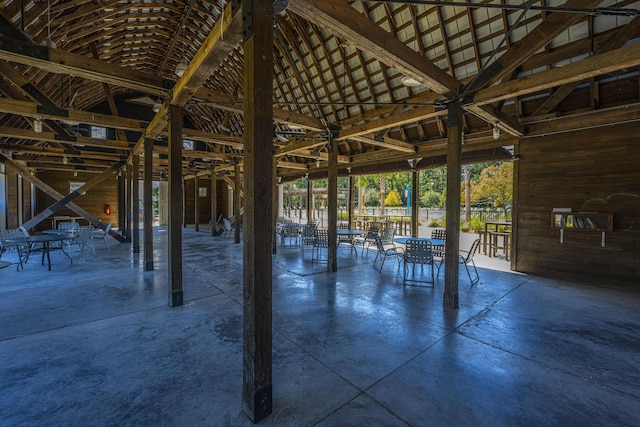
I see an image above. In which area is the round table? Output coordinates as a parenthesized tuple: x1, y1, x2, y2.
(5, 232, 76, 271)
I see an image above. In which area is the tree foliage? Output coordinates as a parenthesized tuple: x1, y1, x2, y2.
(471, 162, 513, 208)
(384, 189, 403, 206)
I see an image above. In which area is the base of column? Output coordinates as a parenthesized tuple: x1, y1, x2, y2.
(170, 291, 183, 307)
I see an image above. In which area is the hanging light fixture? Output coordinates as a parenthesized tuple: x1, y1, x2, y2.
(73, 170, 78, 177)
(492, 122, 500, 140)
(63, 156, 68, 165)
(42, 0, 56, 49)
(152, 99, 162, 113)
(175, 60, 188, 77)
(33, 116, 43, 133)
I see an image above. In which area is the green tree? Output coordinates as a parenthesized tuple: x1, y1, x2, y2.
(472, 162, 513, 208)
(384, 189, 403, 206)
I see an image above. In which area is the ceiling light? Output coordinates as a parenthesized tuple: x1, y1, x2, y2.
(401, 76, 421, 87)
(33, 116, 43, 133)
(63, 156, 68, 165)
(493, 122, 500, 140)
(42, 0, 56, 49)
(74, 170, 77, 177)
(152, 100, 162, 113)
(175, 60, 188, 77)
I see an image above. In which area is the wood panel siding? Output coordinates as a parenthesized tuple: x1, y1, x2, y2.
(182, 178, 228, 226)
(516, 122, 640, 284)
(6, 169, 18, 229)
(34, 171, 118, 231)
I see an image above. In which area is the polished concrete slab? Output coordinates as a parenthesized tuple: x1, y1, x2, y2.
(1, 226, 639, 426)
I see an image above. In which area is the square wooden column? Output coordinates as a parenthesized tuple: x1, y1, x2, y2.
(444, 103, 462, 309)
(125, 162, 132, 241)
(211, 163, 218, 237)
(327, 135, 338, 272)
(168, 104, 183, 307)
(132, 155, 140, 253)
(194, 175, 200, 231)
(118, 173, 125, 234)
(234, 162, 242, 243)
(143, 137, 154, 271)
(242, 0, 273, 422)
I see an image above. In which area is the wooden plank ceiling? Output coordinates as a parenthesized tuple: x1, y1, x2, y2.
(0, 0, 639, 180)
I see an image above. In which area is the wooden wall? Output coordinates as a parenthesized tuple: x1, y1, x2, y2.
(182, 178, 228, 226)
(516, 122, 640, 284)
(5, 169, 19, 229)
(34, 170, 118, 231)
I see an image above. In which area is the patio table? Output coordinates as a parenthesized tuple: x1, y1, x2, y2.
(5, 232, 76, 271)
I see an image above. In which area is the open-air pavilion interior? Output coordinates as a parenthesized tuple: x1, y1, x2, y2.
(1, 0, 640, 425)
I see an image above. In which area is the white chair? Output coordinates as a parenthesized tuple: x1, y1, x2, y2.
(69, 226, 94, 261)
(92, 222, 112, 251)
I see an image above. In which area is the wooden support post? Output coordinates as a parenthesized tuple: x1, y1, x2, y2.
(211, 163, 218, 237)
(327, 137, 338, 272)
(347, 175, 356, 228)
(272, 157, 278, 254)
(194, 175, 200, 232)
(444, 103, 462, 309)
(132, 154, 140, 253)
(242, 0, 273, 421)
(125, 162, 132, 242)
(511, 144, 519, 271)
(143, 137, 154, 271)
(118, 173, 125, 234)
(411, 169, 419, 237)
(182, 179, 187, 228)
(234, 162, 241, 244)
(307, 177, 313, 224)
(168, 104, 183, 307)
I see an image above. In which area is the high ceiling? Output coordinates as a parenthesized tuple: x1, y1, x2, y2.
(1, 0, 640, 180)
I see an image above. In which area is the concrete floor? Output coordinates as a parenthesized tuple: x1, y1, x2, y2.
(1, 226, 639, 426)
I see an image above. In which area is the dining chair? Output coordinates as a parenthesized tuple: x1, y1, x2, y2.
(372, 234, 403, 272)
(403, 238, 435, 286)
(311, 229, 329, 263)
(92, 222, 112, 251)
(354, 225, 379, 256)
(300, 223, 317, 255)
(430, 228, 446, 262)
(437, 238, 481, 285)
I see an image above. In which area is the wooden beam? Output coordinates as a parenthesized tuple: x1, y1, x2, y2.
(274, 139, 326, 156)
(531, 15, 640, 116)
(349, 135, 416, 154)
(471, 42, 640, 108)
(526, 102, 640, 136)
(0, 97, 147, 132)
(465, 0, 603, 92)
(132, 2, 242, 154)
(242, 0, 273, 421)
(0, 127, 130, 150)
(167, 104, 183, 307)
(339, 106, 447, 140)
(170, 3, 243, 107)
(444, 103, 462, 309)
(195, 87, 325, 132)
(289, 0, 459, 97)
(0, 33, 169, 96)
